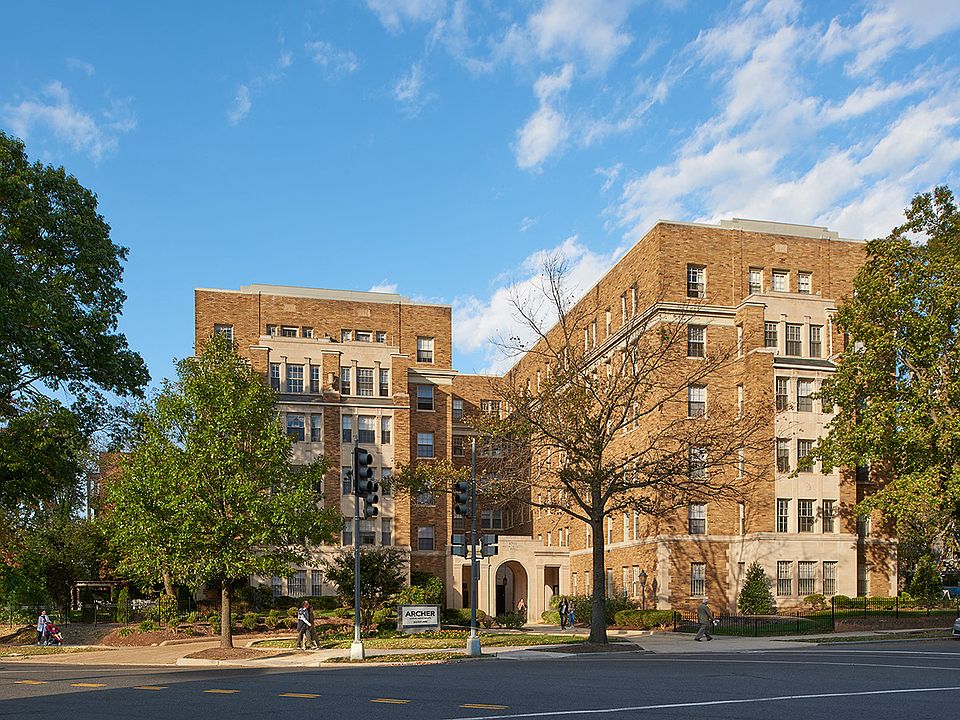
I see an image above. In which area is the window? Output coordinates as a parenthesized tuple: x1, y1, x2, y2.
(380, 468, 392, 496)
(310, 413, 323, 442)
(286, 364, 304, 393)
(311, 570, 322, 597)
(416, 491, 435, 506)
(452, 398, 464, 421)
(737, 384, 744, 418)
(481, 509, 504, 530)
(380, 416, 391, 444)
(776, 438, 791, 472)
(775, 377, 789, 411)
(738, 501, 745, 534)
(269, 363, 281, 391)
(381, 517, 392, 546)
(357, 367, 374, 397)
(687, 264, 705, 298)
(798, 272, 812, 294)
(452, 435, 464, 457)
(798, 499, 815, 532)
(776, 498, 789, 532)
(417, 432, 434, 458)
(621, 294, 627, 324)
(417, 526, 435, 550)
(764, 322, 778, 349)
(286, 414, 305, 442)
(605, 309, 611, 337)
(289, 570, 306, 597)
(355, 331, 372, 343)
(823, 561, 837, 595)
(772, 270, 788, 292)
(857, 513, 871, 537)
(214, 324, 233, 342)
(688, 503, 706, 534)
(737, 325, 743, 357)
(342, 522, 352, 546)
(857, 563, 869, 596)
(358, 415, 376, 443)
(809, 325, 822, 358)
(379, 368, 390, 397)
(281, 326, 298, 337)
(690, 563, 706, 596)
(302, 327, 313, 339)
(309, 365, 320, 393)
(822, 500, 836, 533)
(266, 324, 278, 337)
(688, 446, 707, 480)
(785, 324, 802, 356)
(417, 385, 434, 411)
(341, 466, 353, 495)
(360, 520, 376, 545)
(777, 561, 793, 596)
(687, 325, 706, 357)
(339, 366, 351, 395)
(748, 268, 763, 294)
(798, 561, 816, 595)
(688, 385, 706, 417)
(416, 336, 434, 363)
(271, 575, 282, 598)
(591, 321, 597, 348)
(376, 331, 387, 343)
(797, 379, 814, 412)
(341, 329, 352, 342)
(341, 415, 352, 443)
(480, 399, 501, 417)
(797, 439, 814, 470)
(631, 286, 638, 316)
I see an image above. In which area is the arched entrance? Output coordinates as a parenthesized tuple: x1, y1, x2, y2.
(494, 560, 528, 616)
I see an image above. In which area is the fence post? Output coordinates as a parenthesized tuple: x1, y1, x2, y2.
(796, 611, 800, 634)
(754, 617, 758, 637)
(895, 596, 899, 620)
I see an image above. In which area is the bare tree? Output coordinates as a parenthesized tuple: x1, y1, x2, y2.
(475, 256, 771, 644)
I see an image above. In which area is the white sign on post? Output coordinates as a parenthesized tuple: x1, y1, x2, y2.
(398, 604, 441, 633)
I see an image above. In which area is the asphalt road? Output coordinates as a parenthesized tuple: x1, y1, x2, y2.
(2, 641, 959, 719)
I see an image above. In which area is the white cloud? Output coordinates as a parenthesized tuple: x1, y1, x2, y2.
(3, 81, 135, 162)
(519, 216, 539, 232)
(65, 58, 95, 76)
(369, 281, 399, 294)
(453, 235, 624, 373)
(227, 84, 252, 125)
(366, 0, 446, 32)
(394, 61, 429, 115)
(305, 41, 359, 75)
(594, 163, 624, 193)
(514, 63, 573, 170)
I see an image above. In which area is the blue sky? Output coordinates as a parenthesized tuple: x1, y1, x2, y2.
(3, 0, 960, 387)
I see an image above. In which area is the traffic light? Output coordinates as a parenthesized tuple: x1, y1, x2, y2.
(453, 479, 471, 517)
(354, 447, 374, 496)
(480, 534, 499, 557)
(450, 533, 467, 557)
(362, 481, 380, 518)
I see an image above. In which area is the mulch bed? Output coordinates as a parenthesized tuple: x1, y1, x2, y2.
(184, 647, 297, 661)
(535, 642, 645, 654)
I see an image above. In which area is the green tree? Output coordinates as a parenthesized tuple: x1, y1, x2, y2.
(103, 333, 340, 647)
(737, 562, 775, 615)
(321, 546, 408, 630)
(814, 187, 960, 558)
(909, 555, 943, 607)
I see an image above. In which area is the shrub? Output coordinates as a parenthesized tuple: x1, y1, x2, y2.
(910, 555, 943, 607)
(311, 596, 340, 611)
(167, 617, 180, 630)
(210, 617, 221, 634)
(377, 619, 398, 632)
(562, 594, 634, 626)
(541, 610, 561, 624)
(442, 608, 472, 625)
(117, 627, 135, 638)
(157, 594, 178, 625)
(373, 608, 394, 624)
(332, 606, 352, 618)
(115, 587, 131, 624)
(283, 616, 297, 629)
(273, 595, 298, 610)
(613, 610, 675, 629)
(496, 612, 525, 629)
(264, 615, 279, 630)
(738, 562, 776, 615)
(186, 611, 201, 624)
(286, 607, 299, 618)
(242, 612, 259, 631)
(898, 591, 917, 608)
(231, 612, 242, 626)
(398, 573, 445, 606)
(803, 594, 827, 610)
(832, 594, 853, 609)
(138, 619, 158, 632)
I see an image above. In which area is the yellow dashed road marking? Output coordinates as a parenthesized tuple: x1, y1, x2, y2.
(204, 689, 239, 694)
(461, 704, 508, 710)
(135, 686, 168, 691)
(279, 693, 320, 698)
(70, 683, 106, 688)
(372, 698, 411, 704)
(14, 680, 47, 685)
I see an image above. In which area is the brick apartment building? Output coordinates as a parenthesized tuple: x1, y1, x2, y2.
(194, 217, 897, 618)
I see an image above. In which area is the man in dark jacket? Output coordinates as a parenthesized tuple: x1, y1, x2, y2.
(694, 598, 715, 641)
(296, 601, 318, 650)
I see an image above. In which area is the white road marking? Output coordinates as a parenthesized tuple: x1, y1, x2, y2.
(442, 685, 960, 720)
(629, 657, 960, 672)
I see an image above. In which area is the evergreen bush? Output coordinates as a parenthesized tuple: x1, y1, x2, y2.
(910, 555, 943, 607)
(241, 612, 259, 630)
(115, 587, 131, 624)
(737, 562, 775, 615)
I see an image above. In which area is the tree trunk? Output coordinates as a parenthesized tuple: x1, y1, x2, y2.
(220, 579, 233, 649)
(162, 570, 175, 598)
(590, 517, 608, 644)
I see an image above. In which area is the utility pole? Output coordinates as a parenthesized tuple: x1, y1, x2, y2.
(467, 437, 480, 657)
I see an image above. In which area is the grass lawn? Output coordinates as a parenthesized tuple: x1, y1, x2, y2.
(790, 629, 958, 643)
(323, 651, 474, 664)
(254, 632, 584, 650)
(0, 645, 112, 657)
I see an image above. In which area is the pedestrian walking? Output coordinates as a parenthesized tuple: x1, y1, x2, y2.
(694, 597, 715, 641)
(36, 609, 49, 645)
(557, 596, 568, 630)
(568, 603, 575, 628)
(296, 601, 318, 650)
(516, 597, 527, 618)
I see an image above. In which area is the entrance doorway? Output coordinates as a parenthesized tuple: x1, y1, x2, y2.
(494, 561, 528, 617)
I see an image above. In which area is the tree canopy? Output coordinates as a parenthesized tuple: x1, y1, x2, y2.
(815, 186, 960, 566)
(104, 333, 341, 647)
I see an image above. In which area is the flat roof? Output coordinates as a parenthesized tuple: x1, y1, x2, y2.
(195, 284, 450, 308)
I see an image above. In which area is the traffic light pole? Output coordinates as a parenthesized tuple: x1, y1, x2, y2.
(351, 437, 365, 660)
(467, 437, 481, 657)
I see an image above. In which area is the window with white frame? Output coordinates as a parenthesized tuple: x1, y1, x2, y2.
(341, 466, 352, 495)
(355, 331, 372, 343)
(416, 336, 434, 363)
(286, 364, 304, 393)
(417, 384, 434, 411)
(376, 331, 387, 343)
(357, 367, 374, 397)
(266, 324, 278, 337)
(302, 327, 313, 338)
(688, 446, 707, 480)
(737, 384, 744, 418)
(281, 326, 298, 337)
(342, 520, 352, 545)
(776, 498, 789, 532)
(481, 509, 504, 530)
(823, 561, 837, 595)
(797, 378, 814, 411)
(286, 414, 305, 442)
(748, 268, 763, 294)
(214, 324, 233, 342)
(310, 413, 322, 442)
(798, 499, 815, 532)
(311, 570, 322, 597)
(857, 563, 869, 596)
(809, 325, 823, 358)
(822, 500, 836, 533)
(341, 415, 352, 443)
(621, 294, 627, 324)
(341, 329, 352, 342)
(380, 467, 392, 496)
(687, 325, 706, 357)
(798, 561, 816, 595)
(786, 324, 802, 356)
(339, 366, 351, 395)
(289, 570, 306, 597)
(452, 398, 464, 421)
(360, 519, 376, 545)
(379, 368, 390, 396)
(357, 415, 375, 444)
(380, 416, 391, 444)
(777, 561, 792, 596)
(798, 272, 812, 294)
(417, 432, 434, 458)
(631, 286, 638, 315)
(269, 363, 281, 391)
(271, 575, 282, 597)
(310, 365, 320, 393)
(775, 377, 789, 411)
(690, 562, 706, 596)
(688, 384, 706, 417)
(417, 526, 435, 550)
(776, 438, 791, 472)
(764, 321, 778, 349)
(687, 264, 706, 298)
(772, 270, 789, 292)
(688, 503, 706, 534)
(381, 517, 392, 545)
(452, 435, 465, 457)
(797, 439, 814, 470)
(480, 399, 501, 417)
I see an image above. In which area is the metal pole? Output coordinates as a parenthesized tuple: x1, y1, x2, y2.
(467, 437, 481, 657)
(350, 437, 365, 660)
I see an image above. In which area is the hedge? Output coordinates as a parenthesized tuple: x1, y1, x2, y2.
(612, 610, 674, 629)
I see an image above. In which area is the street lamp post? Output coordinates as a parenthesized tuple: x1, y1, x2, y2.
(639, 570, 648, 611)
